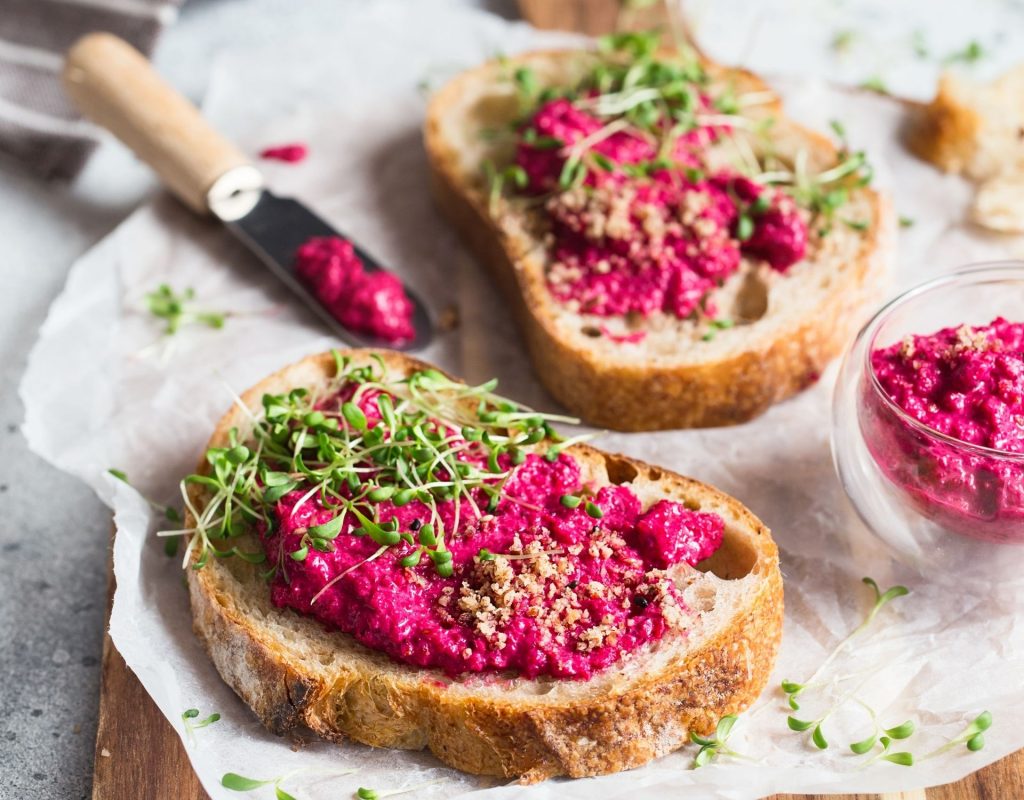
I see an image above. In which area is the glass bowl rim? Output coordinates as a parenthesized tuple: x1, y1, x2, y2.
(860, 260, 1024, 464)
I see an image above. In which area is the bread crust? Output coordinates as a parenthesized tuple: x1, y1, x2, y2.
(424, 50, 892, 431)
(186, 350, 784, 780)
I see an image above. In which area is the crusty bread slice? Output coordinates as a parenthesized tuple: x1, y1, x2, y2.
(908, 66, 1024, 233)
(185, 350, 783, 781)
(908, 67, 1024, 181)
(424, 49, 893, 431)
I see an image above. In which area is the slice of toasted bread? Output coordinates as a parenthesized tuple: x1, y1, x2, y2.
(908, 67, 1024, 181)
(424, 48, 892, 431)
(908, 66, 1024, 233)
(185, 350, 782, 781)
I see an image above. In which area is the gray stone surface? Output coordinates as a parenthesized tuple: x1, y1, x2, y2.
(0, 2, 514, 797)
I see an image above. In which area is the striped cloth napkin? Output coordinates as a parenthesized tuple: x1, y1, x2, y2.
(0, 0, 183, 180)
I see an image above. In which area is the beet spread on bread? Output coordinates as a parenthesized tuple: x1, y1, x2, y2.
(182, 350, 782, 780)
(425, 32, 892, 430)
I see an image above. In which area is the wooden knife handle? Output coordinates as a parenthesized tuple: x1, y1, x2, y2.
(63, 32, 260, 216)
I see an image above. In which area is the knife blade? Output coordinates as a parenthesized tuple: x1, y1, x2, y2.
(63, 32, 433, 351)
(215, 184, 433, 351)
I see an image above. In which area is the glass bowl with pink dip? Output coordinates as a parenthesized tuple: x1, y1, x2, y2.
(833, 263, 1024, 568)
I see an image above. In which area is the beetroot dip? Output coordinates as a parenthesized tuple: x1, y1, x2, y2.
(259, 143, 309, 163)
(294, 236, 416, 344)
(515, 98, 807, 321)
(263, 388, 724, 680)
(864, 318, 1024, 541)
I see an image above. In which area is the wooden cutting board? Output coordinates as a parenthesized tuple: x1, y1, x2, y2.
(91, 546, 1023, 799)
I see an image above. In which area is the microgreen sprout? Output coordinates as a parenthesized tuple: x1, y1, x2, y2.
(701, 318, 734, 342)
(920, 712, 992, 759)
(781, 578, 908, 751)
(560, 493, 582, 509)
(831, 29, 857, 53)
(781, 577, 908, 712)
(145, 284, 228, 336)
(859, 735, 915, 768)
(223, 768, 357, 799)
(181, 707, 220, 746)
(943, 40, 985, 66)
(690, 715, 752, 768)
(487, 28, 868, 237)
(859, 76, 890, 95)
(848, 700, 915, 759)
(355, 779, 444, 799)
(484, 160, 529, 215)
(899, 215, 915, 228)
(170, 354, 583, 586)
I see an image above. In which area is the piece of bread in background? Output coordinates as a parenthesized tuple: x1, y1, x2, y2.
(909, 66, 1024, 233)
(518, 0, 668, 36)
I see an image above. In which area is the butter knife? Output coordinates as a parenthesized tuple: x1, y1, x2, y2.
(63, 33, 432, 351)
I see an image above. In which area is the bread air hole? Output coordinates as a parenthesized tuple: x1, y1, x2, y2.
(733, 270, 770, 322)
(696, 532, 757, 580)
(603, 455, 639, 484)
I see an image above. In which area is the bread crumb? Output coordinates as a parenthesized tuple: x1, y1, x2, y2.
(437, 305, 460, 332)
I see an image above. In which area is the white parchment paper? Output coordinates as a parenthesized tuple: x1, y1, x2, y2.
(20, 2, 1024, 798)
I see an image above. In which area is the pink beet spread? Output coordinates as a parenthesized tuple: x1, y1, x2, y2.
(263, 388, 724, 680)
(294, 236, 415, 344)
(515, 99, 807, 320)
(865, 318, 1024, 540)
(259, 143, 309, 163)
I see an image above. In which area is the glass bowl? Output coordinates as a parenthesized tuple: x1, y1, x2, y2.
(832, 263, 1024, 571)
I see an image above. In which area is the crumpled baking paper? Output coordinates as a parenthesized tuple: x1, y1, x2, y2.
(20, 2, 1024, 798)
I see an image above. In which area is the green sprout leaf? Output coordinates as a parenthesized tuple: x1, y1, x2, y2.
(884, 720, 916, 740)
(145, 284, 228, 336)
(341, 402, 368, 432)
(690, 714, 747, 768)
(850, 734, 877, 755)
(716, 715, 737, 741)
(944, 40, 985, 66)
(736, 214, 755, 241)
(222, 773, 275, 791)
(309, 515, 345, 540)
(860, 75, 889, 94)
(831, 29, 857, 53)
(689, 731, 715, 747)
(968, 711, 993, 735)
